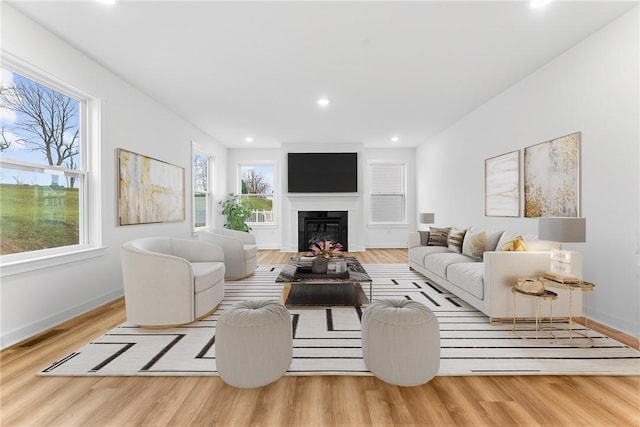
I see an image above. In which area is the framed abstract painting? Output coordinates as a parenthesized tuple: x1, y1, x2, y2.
(524, 132, 581, 217)
(485, 150, 520, 217)
(118, 148, 185, 225)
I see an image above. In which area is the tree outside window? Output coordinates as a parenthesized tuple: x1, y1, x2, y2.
(193, 149, 213, 229)
(0, 67, 85, 256)
(239, 164, 274, 224)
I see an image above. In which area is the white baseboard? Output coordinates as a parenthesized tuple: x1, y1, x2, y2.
(363, 243, 408, 249)
(0, 289, 123, 350)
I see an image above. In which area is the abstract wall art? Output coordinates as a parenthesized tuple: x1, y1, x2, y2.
(524, 132, 581, 218)
(118, 148, 185, 225)
(485, 150, 520, 217)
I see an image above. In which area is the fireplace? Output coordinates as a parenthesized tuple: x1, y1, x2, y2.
(298, 211, 348, 251)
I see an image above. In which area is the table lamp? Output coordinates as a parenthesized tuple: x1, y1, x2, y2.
(419, 213, 435, 228)
(538, 217, 586, 249)
(538, 217, 586, 279)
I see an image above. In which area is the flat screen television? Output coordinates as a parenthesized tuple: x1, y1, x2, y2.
(288, 152, 358, 193)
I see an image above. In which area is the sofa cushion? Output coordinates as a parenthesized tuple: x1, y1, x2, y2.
(484, 230, 505, 252)
(462, 229, 485, 260)
(427, 227, 450, 246)
(192, 262, 225, 293)
(447, 227, 467, 253)
(446, 262, 484, 300)
(424, 252, 476, 279)
(409, 245, 451, 265)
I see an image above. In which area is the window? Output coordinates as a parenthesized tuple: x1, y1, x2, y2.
(193, 145, 213, 230)
(239, 163, 275, 225)
(0, 59, 98, 265)
(368, 162, 406, 224)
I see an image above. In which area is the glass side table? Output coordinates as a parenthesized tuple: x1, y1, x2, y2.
(511, 286, 558, 342)
(541, 278, 595, 347)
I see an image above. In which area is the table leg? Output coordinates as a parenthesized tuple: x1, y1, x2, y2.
(568, 288, 574, 343)
(535, 299, 540, 340)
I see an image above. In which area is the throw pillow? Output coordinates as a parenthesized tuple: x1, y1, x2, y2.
(447, 227, 467, 253)
(418, 231, 430, 246)
(427, 227, 450, 247)
(462, 229, 486, 260)
(501, 235, 527, 252)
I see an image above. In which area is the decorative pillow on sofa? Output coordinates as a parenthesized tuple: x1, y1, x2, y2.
(462, 229, 486, 260)
(427, 227, 450, 247)
(484, 230, 505, 252)
(447, 227, 467, 253)
(501, 235, 527, 251)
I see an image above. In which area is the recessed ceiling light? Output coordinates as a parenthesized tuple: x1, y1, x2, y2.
(391, 136, 399, 143)
(97, 0, 116, 5)
(530, 0, 552, 8)
(317, 98, 330, 107)
(245, 137, 253, 143)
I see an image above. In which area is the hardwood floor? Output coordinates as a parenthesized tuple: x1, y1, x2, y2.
(1, 249, 638, 426)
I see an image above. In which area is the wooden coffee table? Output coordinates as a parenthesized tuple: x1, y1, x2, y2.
(276, 257, 372, 307)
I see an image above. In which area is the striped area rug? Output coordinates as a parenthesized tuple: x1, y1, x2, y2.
(40, 264, 640, 376)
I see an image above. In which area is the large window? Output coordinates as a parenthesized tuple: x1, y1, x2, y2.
(0, 64, 92, 261)
(193, 145, 213, 230)
(368, 162, 406, 224)
(239, 163, 275, 225)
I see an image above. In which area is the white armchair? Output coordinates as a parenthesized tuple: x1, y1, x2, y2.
(199, 228, 258, 280)
(121, 237, 225, 327)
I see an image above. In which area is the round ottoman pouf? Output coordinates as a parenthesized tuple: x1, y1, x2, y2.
(215, 300, 292, 388)
(362, 299, 440, 386)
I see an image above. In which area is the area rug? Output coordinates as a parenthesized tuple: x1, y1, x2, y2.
(40, 264, 640, 377)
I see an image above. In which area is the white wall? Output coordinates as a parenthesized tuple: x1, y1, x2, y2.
(0, 5, 228, 349)
(228, 145, 416, 252)
(416, 8, 639, 337)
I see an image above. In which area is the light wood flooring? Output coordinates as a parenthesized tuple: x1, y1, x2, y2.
(1, 249, 638, 426)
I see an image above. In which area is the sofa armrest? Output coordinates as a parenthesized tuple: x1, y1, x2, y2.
(483, 251, 552, 318)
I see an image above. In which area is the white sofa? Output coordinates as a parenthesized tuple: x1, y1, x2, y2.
(199, 228, 258, 280)
(408, 228, 582, 321)
(121, 237, 225, 327)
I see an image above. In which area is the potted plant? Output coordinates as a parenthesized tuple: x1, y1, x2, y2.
(308, 240, 343, 273)
(218, 193, 252, 231)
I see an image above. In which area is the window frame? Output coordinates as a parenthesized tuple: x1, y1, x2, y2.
(237, 161, 277, 227)
(367, 161, 408, 226)
(192, 142, 214, 231)
(0, 52, 103, 277)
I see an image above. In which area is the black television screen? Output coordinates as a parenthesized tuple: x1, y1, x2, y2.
(288, 152, 358, 193)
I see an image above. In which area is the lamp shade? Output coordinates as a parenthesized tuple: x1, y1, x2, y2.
(538, 217, 586, 243)
(419, 213, 435, 224)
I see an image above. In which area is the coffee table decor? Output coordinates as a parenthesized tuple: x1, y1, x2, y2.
(307, 240, 344, 273)
(276, 256, 373, 307)
(276, 257, 371, 283)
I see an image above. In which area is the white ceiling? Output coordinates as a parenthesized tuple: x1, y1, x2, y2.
(8, 0, 638, 148)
